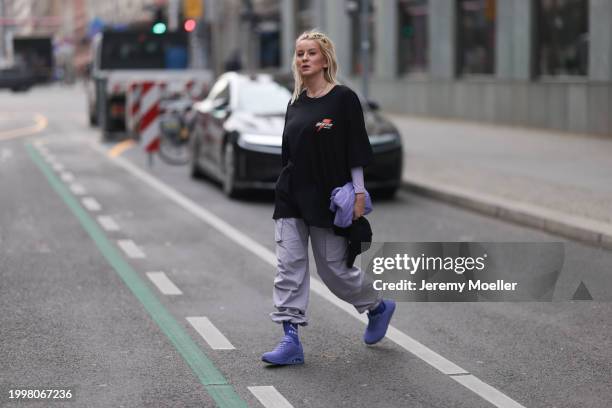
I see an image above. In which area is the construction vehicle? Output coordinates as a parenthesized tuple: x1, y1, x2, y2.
(87, 29, 211, 141)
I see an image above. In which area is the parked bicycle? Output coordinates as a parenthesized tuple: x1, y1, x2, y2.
(158, 98, 196, 165)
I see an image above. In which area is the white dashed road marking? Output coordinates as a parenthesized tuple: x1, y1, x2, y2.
(248, 386, 294, 408)
(0, 148, 13, 162)
(117, 239, 146, 259)
(186, 317, 235, 350)
(81, 197, 101, 212)
(69, 183, 87, 195)
(61, 172, 75, 182)
(146, 272, 183, 295)
(52, 163, 64, 171)
(96, 215, 120, 231)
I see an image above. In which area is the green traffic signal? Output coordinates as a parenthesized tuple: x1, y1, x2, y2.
(152, 22, 167, 34)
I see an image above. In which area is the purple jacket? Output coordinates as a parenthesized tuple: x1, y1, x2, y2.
(329, 182, 373, 228)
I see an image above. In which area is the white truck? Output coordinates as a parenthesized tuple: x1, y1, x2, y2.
(87, 29, 212, 141)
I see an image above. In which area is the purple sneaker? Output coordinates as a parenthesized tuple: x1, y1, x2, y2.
(363, 300, 396, 345)
(261, 335, 304, 365)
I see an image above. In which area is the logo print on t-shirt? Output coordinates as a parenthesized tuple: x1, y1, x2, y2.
(315, 118, 334, 132)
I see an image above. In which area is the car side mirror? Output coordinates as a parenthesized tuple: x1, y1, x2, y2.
(367, 99, 380, 111)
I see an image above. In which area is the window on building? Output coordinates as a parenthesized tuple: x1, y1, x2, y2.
(398, 0, 429, 74)
(259, 23, 281, 68)
(349, 1, 376, 75)
(457, 0, 496, 75)
(536, 0, 588, 76)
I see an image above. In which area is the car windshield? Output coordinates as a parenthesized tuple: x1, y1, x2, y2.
(237, 81, 291, 115)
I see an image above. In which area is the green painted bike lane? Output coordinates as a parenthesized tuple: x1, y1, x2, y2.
(26, 143, 248, 408)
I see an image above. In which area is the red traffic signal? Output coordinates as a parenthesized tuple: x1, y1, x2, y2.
(184, 19, 197, 32)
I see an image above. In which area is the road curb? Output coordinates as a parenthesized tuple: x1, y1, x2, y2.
(401, 177, 612, 250)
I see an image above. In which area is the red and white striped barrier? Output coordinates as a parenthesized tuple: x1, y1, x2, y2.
(123, 76, 211, 151)
(137, 81, 162, 153)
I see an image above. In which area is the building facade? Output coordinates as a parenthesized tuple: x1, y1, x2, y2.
(1, 0, 91, 77)
(85, 0, 160, 27)
(277, 0, 612, 137)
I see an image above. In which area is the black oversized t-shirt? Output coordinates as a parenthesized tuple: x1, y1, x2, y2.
(272, 85, 373, 228)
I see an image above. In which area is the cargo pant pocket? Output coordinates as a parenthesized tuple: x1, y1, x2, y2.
(325, 231, 348, 262)
(275, 219, 283, 243)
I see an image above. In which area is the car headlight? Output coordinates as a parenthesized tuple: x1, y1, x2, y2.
(240, 133, 282, 147)
(369, 132, 400, 145)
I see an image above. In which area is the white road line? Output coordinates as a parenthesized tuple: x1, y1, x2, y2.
(97, 215, 120, 232)
(69, 183, 87, 195)
(146, 272, 183, 295)
(248, 386, 294, 408)
(60, 172, 75, 182)
(451, 375, 526, 408)
(90, 141, 526, 408)
(52, 163, 64, 171)
(117, 239, 146, 259)
(186, 317, 235, 350)
(81, 197, 101, 212)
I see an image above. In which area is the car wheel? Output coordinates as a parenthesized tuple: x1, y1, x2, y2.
(190, 136, 205, 179)
(222, 143, 241, 198)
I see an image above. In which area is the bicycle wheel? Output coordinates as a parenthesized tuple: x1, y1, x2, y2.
(158, 130, 190, 165)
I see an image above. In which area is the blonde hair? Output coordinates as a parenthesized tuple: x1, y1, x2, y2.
(290, 30, 339, 104)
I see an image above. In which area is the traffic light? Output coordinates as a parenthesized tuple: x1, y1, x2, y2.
(183, 19, 197, 32)
(152, 7, 167, 34)
(152, 22, 167, 34)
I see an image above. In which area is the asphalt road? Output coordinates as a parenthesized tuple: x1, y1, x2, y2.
(1, 85, 611, 408)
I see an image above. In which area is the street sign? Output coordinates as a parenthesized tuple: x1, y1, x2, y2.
(183, 0, 203, 19)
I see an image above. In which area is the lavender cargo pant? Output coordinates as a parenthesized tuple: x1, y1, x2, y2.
(271, 218, 381, 325)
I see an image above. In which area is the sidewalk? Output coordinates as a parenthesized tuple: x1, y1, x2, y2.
(385, 113, 612, 249)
